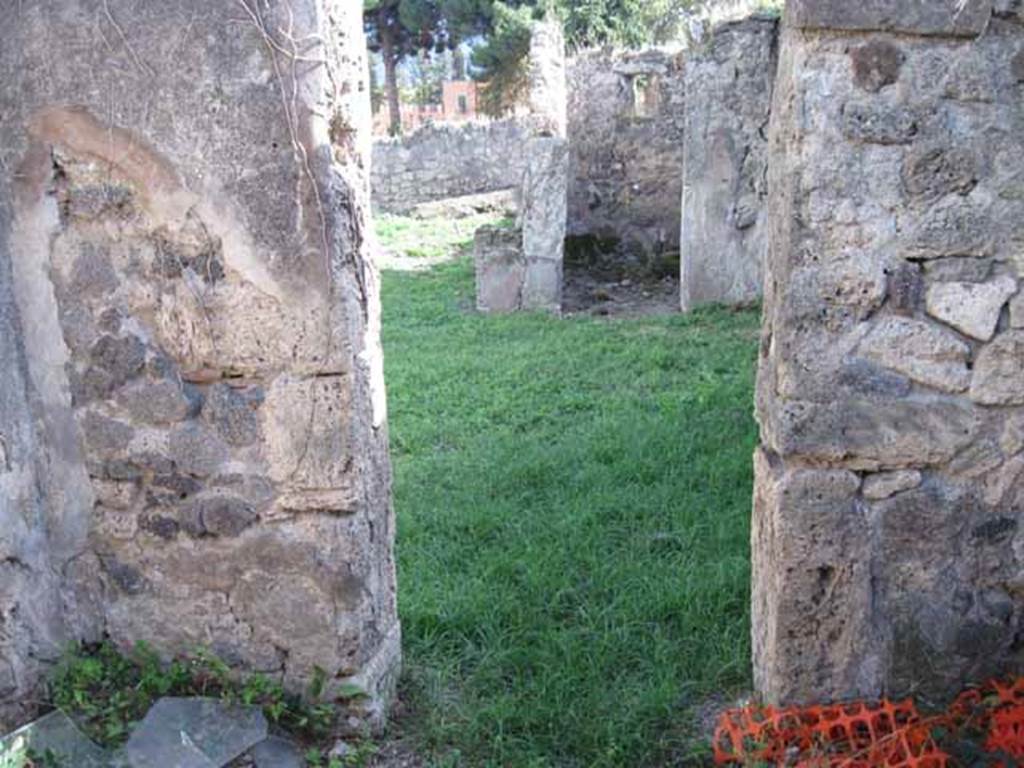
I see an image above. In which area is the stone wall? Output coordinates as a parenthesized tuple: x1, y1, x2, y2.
(680, 16, 778, 311)
(755, 0, 1024, 706)
(370, 120, 531, 213)
(566, 48, 687, 262)
(0, 0, 398, 731)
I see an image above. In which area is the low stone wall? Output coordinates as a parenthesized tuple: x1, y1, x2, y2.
(566, 48, 687, 262)
(371, 120, 531, 213)
(755, 0, 1024, 706)
(680, 16, 778, 311)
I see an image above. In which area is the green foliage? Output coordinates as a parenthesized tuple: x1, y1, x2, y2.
(23, 748, 62, 768)
(47, 642, 370, 766)
(472, 3, 535, 116)
(472, 0, 697, 115)
(380, 242, 758, 766)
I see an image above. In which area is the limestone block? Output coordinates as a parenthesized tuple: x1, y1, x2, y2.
(971, 331, 1024, 404)
(263, 375, 354, 491)
(926, 275, 1017, 341)
(475, 225, 525, 313)
(862, 470, 922, 500)
(764, 395, 978, 471)
(856, 316, 971, 393)
(786, 0, 994, 37)
(1009, 289, 1024, 328)
(1000, 413, 1024, 455)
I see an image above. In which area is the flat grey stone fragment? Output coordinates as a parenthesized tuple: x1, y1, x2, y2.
(250, 737, 304, 768)
(0, 711, 110, 768)
(123, 697, 267, 768)
(787, 0, 993, 37)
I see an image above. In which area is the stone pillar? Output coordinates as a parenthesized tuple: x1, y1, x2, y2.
(519, 137, 569, 312)
(527, 16, 568, 139)
(680, 16, 777, 312)
(520, 17, 568, 312)
(0, 0, 398, 730)
(755, 0, 1024, 706)
(476, 15, 568, 313)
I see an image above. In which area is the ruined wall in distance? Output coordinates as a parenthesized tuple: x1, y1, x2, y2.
(566, 49, 687, 265)
(370, 120, 531, 214)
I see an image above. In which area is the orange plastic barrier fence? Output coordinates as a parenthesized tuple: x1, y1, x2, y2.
(713, 677, 1024, 766)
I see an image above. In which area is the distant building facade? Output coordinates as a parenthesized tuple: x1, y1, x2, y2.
(373, 81, 482, 135)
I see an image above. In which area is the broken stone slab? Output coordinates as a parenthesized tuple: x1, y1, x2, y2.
(856, 316, 971, 393)
(123, 697, 267, 768)
(786, 0, 994, 37)
(925, 275, 1018, 341)
(0, 711, 110, 768)
(250, 736, 303, 768)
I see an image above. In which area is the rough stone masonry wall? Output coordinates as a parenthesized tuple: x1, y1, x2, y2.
(755, 0, 1024, 706)
(0, 0, 398, 731)
(370, 119, 531, 214)
(566, 49, 687, 262)
(680, 16, 777, 312)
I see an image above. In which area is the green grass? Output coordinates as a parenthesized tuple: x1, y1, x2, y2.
(381, 255, 760, 767)
(375, 212, 513, 260)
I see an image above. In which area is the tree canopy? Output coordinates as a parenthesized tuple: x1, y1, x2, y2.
(363, 0, 698, 131)
(472, 0, 696, 115)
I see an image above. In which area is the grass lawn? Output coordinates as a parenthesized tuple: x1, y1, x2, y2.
(375, 212, 512, 260)
(379, 219, 761, 767)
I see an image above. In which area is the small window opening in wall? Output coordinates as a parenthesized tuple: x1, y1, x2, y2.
(457, 94, 469, 115)
(630, 74, 660, 118)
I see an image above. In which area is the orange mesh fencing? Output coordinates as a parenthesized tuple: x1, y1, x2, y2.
(713, 677, 1024, 767)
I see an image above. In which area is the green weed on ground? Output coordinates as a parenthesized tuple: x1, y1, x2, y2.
(375, 212, 512, 260)
(382, 255, 760, 767)
(45, 642, 373, 767)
